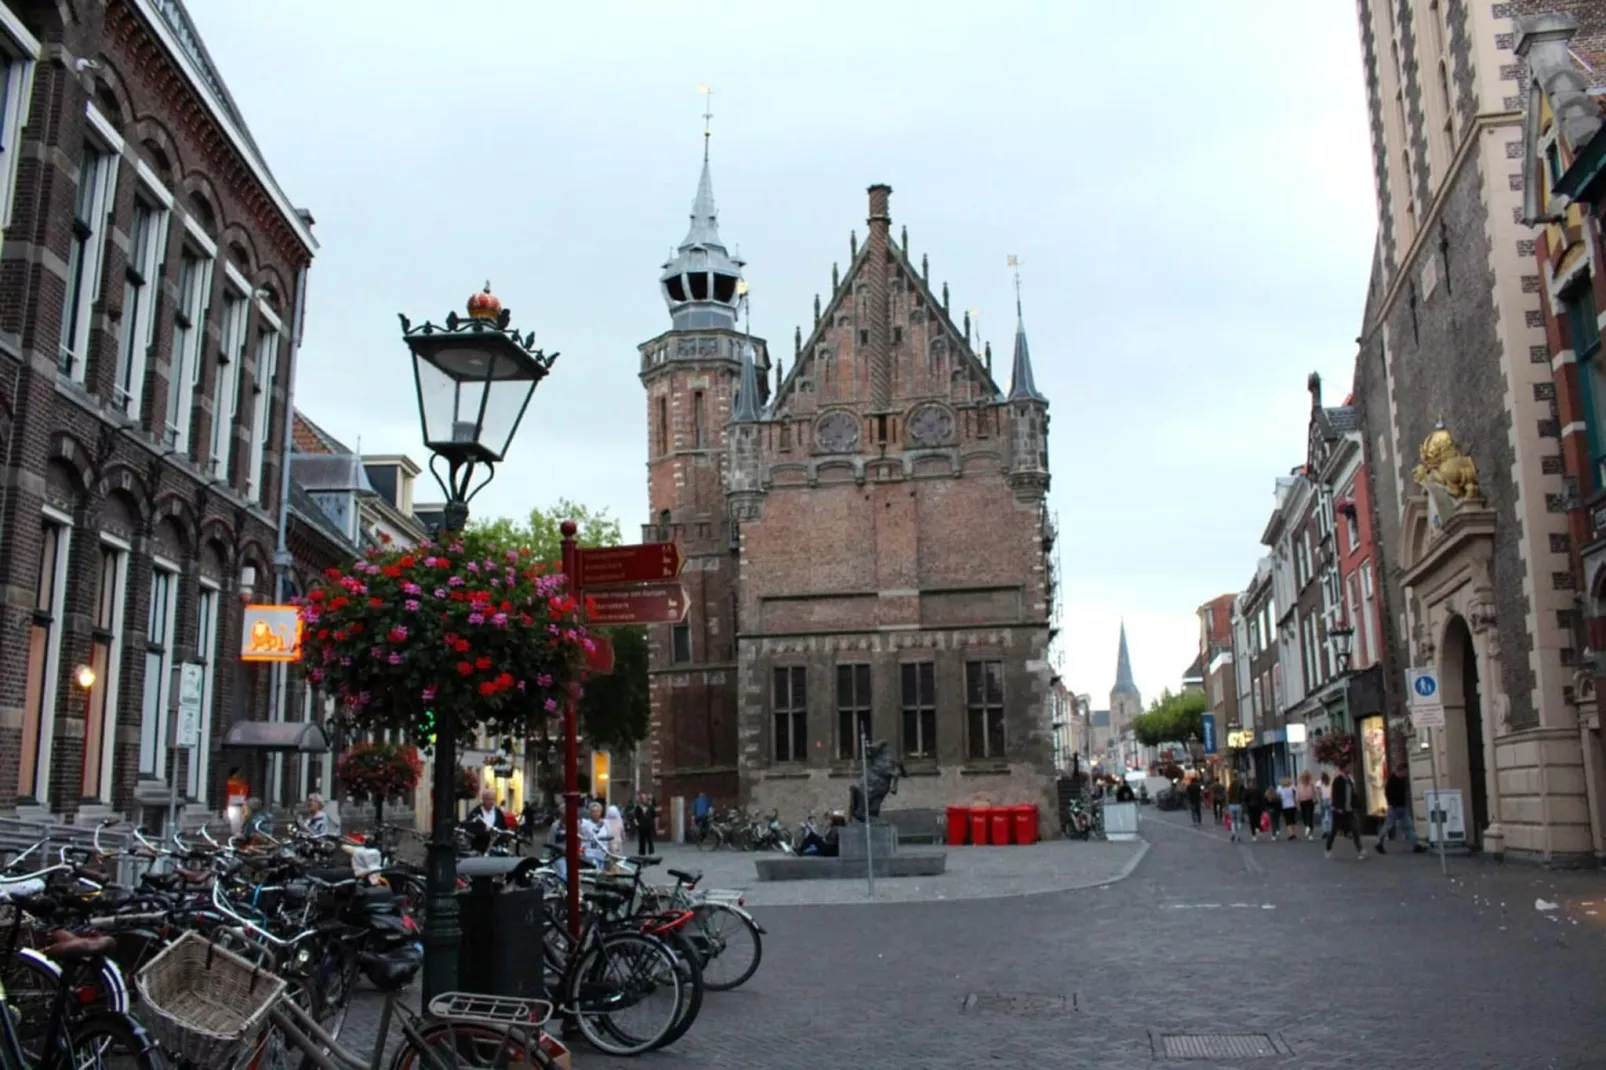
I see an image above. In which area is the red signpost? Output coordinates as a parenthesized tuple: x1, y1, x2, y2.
(559, 533, 685, 943)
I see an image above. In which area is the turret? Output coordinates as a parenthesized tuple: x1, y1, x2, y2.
(1005, 275, 1049, 502)
(727, 335, 766, 523)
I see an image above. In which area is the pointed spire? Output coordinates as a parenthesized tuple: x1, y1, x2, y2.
(942, 281, 950, 312)
(1113, 621, 1139, 696)
(963, 310, 971, 342)
(984, 340, 993, 373)
(732, 339, 763, 422)
(660, 88, 744, 330)
(831, 262, 839, 290)
(850, 230, 857, 258)
(1007, 256, 1047, 403)
(775, 356, 784, 389)
(794, 325, 802, 355)
(813, 294, 821, 324)
(683, 85, 720, 247)
(921, 253, 929, 282)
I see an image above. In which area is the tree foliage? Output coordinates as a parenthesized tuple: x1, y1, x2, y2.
(1131, 689, 1208, 748)
(472, 499, 650, 754)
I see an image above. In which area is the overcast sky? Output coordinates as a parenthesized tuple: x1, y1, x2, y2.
(186, 0, 1376, 709)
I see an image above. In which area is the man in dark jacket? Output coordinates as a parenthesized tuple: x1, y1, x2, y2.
(1375, 763, 1426, 854)
(1185, 777, 1204, 826)
(1324, 762, 1366, 859)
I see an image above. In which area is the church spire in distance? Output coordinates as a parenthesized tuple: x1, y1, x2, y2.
(1006, 254, 1046, 403)
(659, 85, 745, 331)
(1113, 620, 1139, 696)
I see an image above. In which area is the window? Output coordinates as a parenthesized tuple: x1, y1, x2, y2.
(139, 564, 179, 779)
(656, 396, 669, 455)
(59, 146, 119, 379)
(692, 390, 705, 448)
(1360, 565, 1378, 669)
(188, 582, 219, 799)
(166, 248, 212, 450)
(245, 325, 280, 502)
(82, 541, 128, 801)
(772, 666, 807, 763)
(1567, 281, 1606, 488)
(900, 661, 936, 759)
(836, 663, 871, 760)
(670, 621, 691, 664)
(114, 199, 169, 419)
(211, 290, 249, 481)
(965, 660, 1006, 760)
(1345, 510, 1360, 553)
(21, 515, 71, 802)
(0, 16, 40, 235)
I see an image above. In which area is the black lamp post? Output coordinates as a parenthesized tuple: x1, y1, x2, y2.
(1329, 623, 1355, 674)
(400, 283, 558, 1003)
(1187, 731, 1204, 770)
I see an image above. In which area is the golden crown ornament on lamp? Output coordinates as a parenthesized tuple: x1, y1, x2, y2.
(465, 283, 502, 322)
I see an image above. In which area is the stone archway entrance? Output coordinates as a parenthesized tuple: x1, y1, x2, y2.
(1439, 614, 1489, 847)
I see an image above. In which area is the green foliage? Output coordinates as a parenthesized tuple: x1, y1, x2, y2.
(474, 499, 650, 754)
(1130, 689, 1208, 748)
(470, 498, 622, 565)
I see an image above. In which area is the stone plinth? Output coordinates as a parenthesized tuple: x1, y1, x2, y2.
(837, 822, 899, 859)
(753, 852, 948, 882)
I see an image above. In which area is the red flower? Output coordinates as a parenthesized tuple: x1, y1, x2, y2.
(496, 672, 514, 689)
(317, 629, 329, 640)
(456, 661, 474, 676)
(324, 567, 342, 579)
(454, 639, 471, 654)
(382, 566, 402, 578)
(368, 597, 383, 608)
(399, 556, 415, 569)
(379, 531, 394, 544)
(478, 681, 496, 696)
(387, 626, 407, 643)
(475, 656, 492, 671)
(308, 589, 326, 603)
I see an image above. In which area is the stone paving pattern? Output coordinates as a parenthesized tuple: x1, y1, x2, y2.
(345, 809, 1606, 1069)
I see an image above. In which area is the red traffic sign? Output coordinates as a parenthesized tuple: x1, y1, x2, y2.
(575, 542, 683, 590)
(587, 584, 689, 626)
(585, 634, 616, 675)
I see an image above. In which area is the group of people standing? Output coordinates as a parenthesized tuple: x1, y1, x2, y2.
(1192, 762, 1426, 860)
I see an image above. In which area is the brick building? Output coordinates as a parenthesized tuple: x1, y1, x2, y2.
(638, 142, 1056, 823)
(1519, 9, 1606, 860)
(1197, 594, 1239, 745)
(0, 0, 315, 823)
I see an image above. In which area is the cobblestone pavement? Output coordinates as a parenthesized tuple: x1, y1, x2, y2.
(347, 809, 1605, 1069)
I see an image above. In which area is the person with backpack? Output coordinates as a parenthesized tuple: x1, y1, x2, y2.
(1324, 761, 1367, 860)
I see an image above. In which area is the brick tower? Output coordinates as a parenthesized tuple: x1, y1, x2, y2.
(637, 123, 769, 808)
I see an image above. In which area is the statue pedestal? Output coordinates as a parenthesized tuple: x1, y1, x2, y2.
(838, 823, 899, 859)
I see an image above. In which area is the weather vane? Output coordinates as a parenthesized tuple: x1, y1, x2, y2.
(697, 84, 715, 161)
(1008, 254, 1023, 317)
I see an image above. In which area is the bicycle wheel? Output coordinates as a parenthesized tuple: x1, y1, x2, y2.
(641, 927, 704, 1051)
(688, 902, 763, 991)
(695, 827, 720, 853)
(390, 1021, 555, 1070)
(567, 931, 682, 1056)
(69, 1009, 163, 1070)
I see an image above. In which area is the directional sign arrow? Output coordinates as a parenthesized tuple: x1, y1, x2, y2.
(575, 542, 684, 589)
(586, 584, 689, 626)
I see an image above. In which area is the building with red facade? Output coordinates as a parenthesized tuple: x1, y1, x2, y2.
(638, 143, 1057, 822)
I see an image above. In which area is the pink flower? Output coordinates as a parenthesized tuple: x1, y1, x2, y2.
(388, 625, 408, 642)
(543, 698, 558, 713)
(492, 613, 508, 626)
(435, 588, 447, 599)
(388, 653, 403, 665)
(448, 576, 465, 587)
(516, 680, 526, 692)
(403, 582, 422, 595)
(422, 685, 437, 702)
(536, 673, 552, 688)
(467, 561, 480, 573)
(467, 613, 485, 625)
(405, 599, 421, 611)
(448, 542, 464, 554)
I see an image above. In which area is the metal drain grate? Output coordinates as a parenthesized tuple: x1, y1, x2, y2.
(961, 992, 1076, 1017)
(1154, 1033, 1290, 1059)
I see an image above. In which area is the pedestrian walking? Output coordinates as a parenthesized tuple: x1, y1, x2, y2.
(1324, 761, 1366, 859)
(604, 803, 626, 856)
(1263, 783, 1283, 837)
(1186, 775, 1204, 826)
(1211, 779, 1226, 825)
(1243, 777, 1264, 842)
(632, 794, 658, 857)
(1318, 771, 1333, 836)
(1277, 777, 1298, 841)
(1226, 780, 1245, 842)
(1374, 763, 1426, 854)
(1295, 771, 1317, 839)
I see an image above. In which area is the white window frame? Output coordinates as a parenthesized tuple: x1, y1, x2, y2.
(139, 558, 180, 780)
(0, 9, 39, 236)
(210, 281, 250, 482)
(245, 301, 281, 503)
(84, 534, 130, 802)
(59, 111, 122, 382)
(166, 232, 214, 452)
(113, 166, 171, 420)
(188, 578, 219, 800)
(24, 507, 73, 803)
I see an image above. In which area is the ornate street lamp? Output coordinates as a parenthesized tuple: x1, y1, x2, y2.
(1329, 623, 1355, 673)
(400, 283, 558, 1002)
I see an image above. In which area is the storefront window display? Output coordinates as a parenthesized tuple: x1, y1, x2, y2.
(1359, 714, 1388, 818)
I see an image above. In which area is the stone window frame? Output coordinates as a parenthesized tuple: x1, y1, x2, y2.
(166, 220, 216, 454)
(114, 162, 174, 423)
(21, 507, 74, 804)
(244, 301, 284, 504)
(139, 555, 182, 780)
(963, 658, 1006, 761)
(670, 621, 692, 665)
(770, 664, 807, 765)
(82, 534, 131, 803)
(899, 660, 936, 760)
(0, 7, 39, 240)
(210, 266, 254, 483)
(188, 578, 222, 801)
(60, 105, 124, 383)
(835, 662, 872, 761)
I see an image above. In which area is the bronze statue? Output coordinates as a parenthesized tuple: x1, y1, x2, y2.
(849, 739, 908, 823)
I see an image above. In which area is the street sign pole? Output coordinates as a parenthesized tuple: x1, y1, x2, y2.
(860, 728, 875, 900)
(1408, 667, 1449, 876)
(1425, 727, 1447, 875)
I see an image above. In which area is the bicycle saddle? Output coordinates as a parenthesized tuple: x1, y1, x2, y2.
(666, 868, 701, 885)
(626, 855, 663, 868)
(46, 930, 117, 962)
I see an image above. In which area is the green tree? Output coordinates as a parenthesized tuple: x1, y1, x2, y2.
(1130, 689, 1208, 747)
(471, 500, 650, 773)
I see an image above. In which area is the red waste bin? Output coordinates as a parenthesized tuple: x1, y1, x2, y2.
(990, 807, 1013, 846)
(1013, 804, 1039, 846)
(970, 806, 991, 846)
(946, 806, 970, 846)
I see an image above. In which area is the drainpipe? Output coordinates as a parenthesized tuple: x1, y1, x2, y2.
(263, 261, 309, 805)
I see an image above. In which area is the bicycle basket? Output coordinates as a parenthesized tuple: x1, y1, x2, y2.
(134, 930, 287, 1065)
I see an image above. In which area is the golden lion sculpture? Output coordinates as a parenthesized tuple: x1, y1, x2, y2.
(1412, 425, 1481, 501)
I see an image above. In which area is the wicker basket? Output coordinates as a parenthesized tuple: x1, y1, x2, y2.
(134, 930, 287, 1065)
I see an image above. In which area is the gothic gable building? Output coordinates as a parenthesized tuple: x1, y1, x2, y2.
(638, 149, 1057, 824)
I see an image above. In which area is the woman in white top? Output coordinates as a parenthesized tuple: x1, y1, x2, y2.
(1277, 778, 1298, 841)
(579, 800, 611, 869)
(604, 804, 626, 856)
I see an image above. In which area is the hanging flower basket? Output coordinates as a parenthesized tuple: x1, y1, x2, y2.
(336, 742, 423, 804)
(1313, 730, 1357, 767)
(456, 765, 481, 800)
(296, 530, 593, 748)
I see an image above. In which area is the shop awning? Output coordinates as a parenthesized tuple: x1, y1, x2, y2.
(221, 721, 332, 754)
